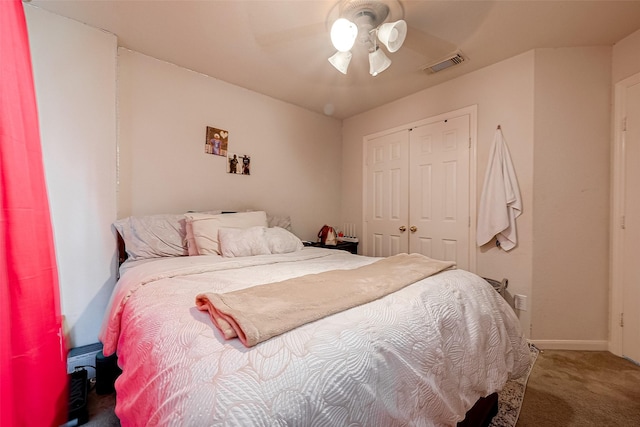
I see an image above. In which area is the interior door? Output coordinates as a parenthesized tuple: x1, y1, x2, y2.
(409, 116, 470, 269)
(364, 112, 471, 263)
(364, 129, 410, 257)
(622, 81, 640, 364)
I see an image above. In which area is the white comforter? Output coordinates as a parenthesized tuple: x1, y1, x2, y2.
(100, 248, 530, 427)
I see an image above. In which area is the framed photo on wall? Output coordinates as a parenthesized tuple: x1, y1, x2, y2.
(205, 126, 228, 157)
(227, 153, 250, 175)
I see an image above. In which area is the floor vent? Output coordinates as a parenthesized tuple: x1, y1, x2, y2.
(421, 52, 466, 74)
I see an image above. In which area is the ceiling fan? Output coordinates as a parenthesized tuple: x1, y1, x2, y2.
(326, 0, 467, 77)
(250, 0, 464, 77)
(328, 0, 407, 76)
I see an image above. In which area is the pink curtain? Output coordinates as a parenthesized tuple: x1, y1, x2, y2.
(1, 1, 68, 425)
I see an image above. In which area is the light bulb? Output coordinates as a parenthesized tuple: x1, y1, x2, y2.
(330, 18, 358, 52)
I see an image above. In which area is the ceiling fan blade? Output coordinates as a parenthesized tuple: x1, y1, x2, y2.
(254, 22, 328, 49)
(245, 0, 335, 50)
(402, 25, 458, 62)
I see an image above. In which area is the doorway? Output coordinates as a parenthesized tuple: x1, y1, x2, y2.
(612, 72, 640, 364)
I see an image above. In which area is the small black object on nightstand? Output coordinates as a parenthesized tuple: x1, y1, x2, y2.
(309, 241, 358, 254)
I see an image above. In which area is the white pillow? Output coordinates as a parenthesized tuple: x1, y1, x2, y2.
(218, 226, 271, 258)
(265, 226, 304, 254)
(184, 210, 222, 256)
(185, 211, 268, 255)
(113, 214, 187, 260)
(267, 214, 292, 231)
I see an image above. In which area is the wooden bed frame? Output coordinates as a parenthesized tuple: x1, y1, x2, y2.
(459, 393, 498, 427)
(115, 232, 499, 426)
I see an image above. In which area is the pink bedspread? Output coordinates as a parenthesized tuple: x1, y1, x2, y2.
(100, 248, 530, 426)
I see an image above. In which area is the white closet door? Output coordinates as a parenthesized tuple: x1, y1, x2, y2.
(409, 115, 470, 269)
(622, 81, 640, 364)
(364, 129, 410, 257)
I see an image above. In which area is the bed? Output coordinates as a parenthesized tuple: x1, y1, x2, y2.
(101, 210, 530, 426)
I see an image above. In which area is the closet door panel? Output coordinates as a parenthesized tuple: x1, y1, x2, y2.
(363, 110, 472, 265)
(365, 129, 410, 257)
(409, 115, 470, 269)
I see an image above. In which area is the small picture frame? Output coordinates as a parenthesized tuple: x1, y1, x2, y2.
(227, 153, 250, 175)
(205, 126, 228, 157)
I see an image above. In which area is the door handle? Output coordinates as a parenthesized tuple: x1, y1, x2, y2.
(399, 226, 407, 232)
(410, 226, 418, 232)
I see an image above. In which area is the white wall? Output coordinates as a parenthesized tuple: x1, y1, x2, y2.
(342, 52, 536, 336)
(343, 48, 614, 347)
(117, 49, 343, 241)
(25, 5, 118, 348)
(24, 6, 341, 349)
(532, 47, 611, 348)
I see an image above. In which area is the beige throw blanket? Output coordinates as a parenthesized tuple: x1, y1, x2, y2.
(195, 253, 455, 347)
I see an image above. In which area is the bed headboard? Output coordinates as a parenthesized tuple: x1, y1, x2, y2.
(117, 231, 127, 267)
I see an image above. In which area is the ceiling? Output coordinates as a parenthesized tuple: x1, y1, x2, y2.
(28, 0, 640, 119)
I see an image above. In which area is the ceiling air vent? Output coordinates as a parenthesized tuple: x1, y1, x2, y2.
(421, 52, 466, 74)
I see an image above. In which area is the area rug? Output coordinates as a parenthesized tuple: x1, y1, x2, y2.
(489, 343, 540, 427)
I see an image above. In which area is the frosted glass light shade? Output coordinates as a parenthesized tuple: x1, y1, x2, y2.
(377, 20, 407, 53)
(330, 18, 358, 52)
(328, 50, 352, 74)
(369, 47, 391, 76)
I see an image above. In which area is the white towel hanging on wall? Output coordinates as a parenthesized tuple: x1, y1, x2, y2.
(476, 126, 522, 251)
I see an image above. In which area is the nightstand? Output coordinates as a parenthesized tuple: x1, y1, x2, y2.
(309, 241, 358, 254)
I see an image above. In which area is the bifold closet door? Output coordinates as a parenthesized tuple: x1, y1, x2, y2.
(364, 129, 410, 257)
(364, 114, 470, 267)
(409, 116, 470, 270)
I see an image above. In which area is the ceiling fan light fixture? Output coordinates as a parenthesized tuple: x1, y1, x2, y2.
(328, 50, 353, 74)
(377, 19, 407, 53)
(330, 18, 358, 52)
(369, 47, 391, 76)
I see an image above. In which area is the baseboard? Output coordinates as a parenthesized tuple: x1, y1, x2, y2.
(530, 339, 609, 351)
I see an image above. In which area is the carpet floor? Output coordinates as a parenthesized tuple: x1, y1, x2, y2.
(517, 349, 640, 426)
